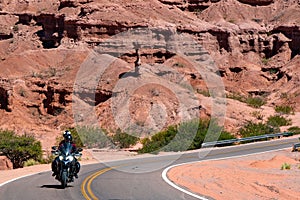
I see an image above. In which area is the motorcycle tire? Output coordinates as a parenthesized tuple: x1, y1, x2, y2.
(61, 171, 68, 189)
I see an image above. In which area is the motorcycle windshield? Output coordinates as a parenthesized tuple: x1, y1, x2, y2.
(60, 142, 73, 156)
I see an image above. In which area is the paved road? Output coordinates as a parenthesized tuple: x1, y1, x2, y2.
(0, 137, 298, 200)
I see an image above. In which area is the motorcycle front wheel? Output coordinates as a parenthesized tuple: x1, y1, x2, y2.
(61, 171, 68, 189)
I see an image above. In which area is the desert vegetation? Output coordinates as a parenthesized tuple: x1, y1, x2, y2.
(226, 93, 266, 108)
(1, 0, 300, 169)
(111, 129, 139, 149)
(0, 130, 42, 169)
(275, 105, 294, 115)
(2, 113, 300, 169)
(281, 162, 291, 170)
(239, 122, 276, 138)
(267, 115, 292, 127)
(246, 96, 266, 108)
(56, 126, 139, 150)
(138, 119, 235, 153)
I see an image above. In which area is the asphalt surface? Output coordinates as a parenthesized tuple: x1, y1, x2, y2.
(0, 137, 298, 200)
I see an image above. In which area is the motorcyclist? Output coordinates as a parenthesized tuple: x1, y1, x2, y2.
(51, 130, 81, 180)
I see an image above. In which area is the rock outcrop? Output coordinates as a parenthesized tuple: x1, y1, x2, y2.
(0, 156, 13, 170)
(159, 0, 222, 11)
(0, 0, 300, 150)
(0, 78, 12, 112)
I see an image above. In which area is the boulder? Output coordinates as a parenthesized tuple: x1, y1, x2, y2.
(0, 156, 13, 170)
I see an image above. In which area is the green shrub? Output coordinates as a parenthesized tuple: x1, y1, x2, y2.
(138, 125, 177, 153)
(281, 163, 291, 170)
(239, 122, 275, 138)
(275, 105, 294, 115)
(218, 131, 236, 141)
(0, 130, 42, 169)
(197, 89, 210, 97)
(226, 93, 247, 103)
(13, 25, 19, 32)
(74, 126, 111, 148)
(280, 92, 288, 99)
(262, 58, 269, 65)
(251, 111, 264, 120)
(267, 115, 292, 127)
(24, 159, 39, 167)
(31, 71, 43, 78)
(287, 126, 300, 135)
(48, 67, 57, 77)
(59, 126, 113, 149)
(138, 119, 236, 153)
(268, 68, 278, 74)
(167, 120, 201, 152)
(194, 8, 204, 13)
(246, 97, 266, 108)
(112, 129, 139, 148)
(39, 154, 56, 164)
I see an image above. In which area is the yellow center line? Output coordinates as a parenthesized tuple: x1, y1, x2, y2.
(81, 140, 294, 199)
(81, 171, 103, 200)
(81, 167, 116, 200)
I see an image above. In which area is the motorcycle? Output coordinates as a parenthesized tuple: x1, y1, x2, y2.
(51, 143, 82, 188)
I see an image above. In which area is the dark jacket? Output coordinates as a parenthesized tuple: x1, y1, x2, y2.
(58, 140, 77, 153)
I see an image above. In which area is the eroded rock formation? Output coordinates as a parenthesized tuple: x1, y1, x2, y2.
(0, 0, 300, 149)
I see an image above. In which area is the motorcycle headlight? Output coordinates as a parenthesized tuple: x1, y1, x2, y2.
(59, 156, 63, 161)
(67, 155, 74, 162)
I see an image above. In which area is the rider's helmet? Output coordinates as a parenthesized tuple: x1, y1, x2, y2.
(63, 130, 72, 142)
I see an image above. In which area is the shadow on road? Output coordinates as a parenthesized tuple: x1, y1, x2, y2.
(40, 185, 73, 189)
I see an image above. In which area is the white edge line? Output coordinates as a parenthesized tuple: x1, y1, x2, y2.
(162, 147, 290, 200)
(0, 147, 291, 193)
(0, 162, 97, 188)
(162, 165, 209, 200)
(0, 169, 50, 187)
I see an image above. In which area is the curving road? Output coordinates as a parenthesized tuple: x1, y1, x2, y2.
(0, 137, 298, 200)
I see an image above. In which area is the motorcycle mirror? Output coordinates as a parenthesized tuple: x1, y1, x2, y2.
(51, 150, 59, 155)
(51, 146, 57, 150)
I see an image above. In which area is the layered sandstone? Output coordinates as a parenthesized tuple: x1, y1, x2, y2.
(0, 0, 299, 150)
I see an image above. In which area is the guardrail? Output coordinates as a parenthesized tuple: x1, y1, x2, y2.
(201, 132, 294, 148)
